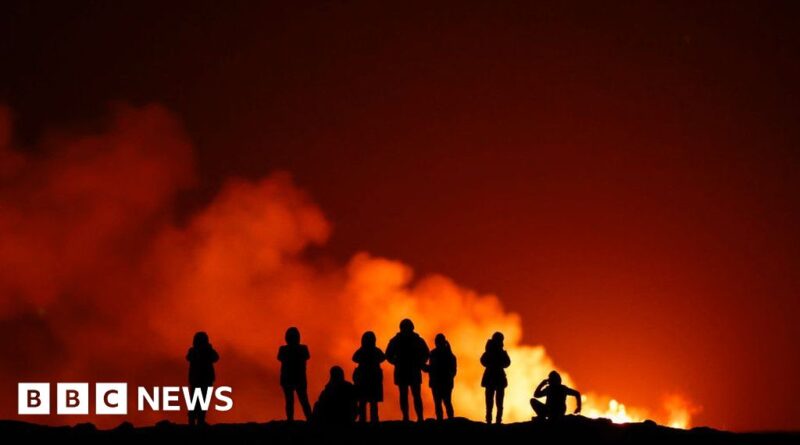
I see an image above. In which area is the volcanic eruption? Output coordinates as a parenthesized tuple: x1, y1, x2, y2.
(0, 104, 696, 427)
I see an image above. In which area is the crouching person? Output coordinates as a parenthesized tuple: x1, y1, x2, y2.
(313, 366, 357, 425)
(531, 370, 581, 421)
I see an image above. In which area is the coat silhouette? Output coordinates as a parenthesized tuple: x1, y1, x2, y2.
(531, 370, 582, 420)
(277, 327, 313, 421)
(352, 331, 385, 422)
(427, 333, 457, 420)
(186, 331, 219, 426)
(313, 366, 357, 424)
(385, 319, 430, 422)
(480, 332, 510, 424)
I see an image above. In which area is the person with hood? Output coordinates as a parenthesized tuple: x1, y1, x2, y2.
(385, 318, 430, 422)
(480, 331, 510, 424)
(277, 326, 313, 421)
(186, 331, 219, 426)
(352, 331, 386, 422)
(427, 333, 457, 420)
(313, 366, 357, 424)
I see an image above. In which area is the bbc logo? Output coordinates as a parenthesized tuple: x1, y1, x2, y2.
(18, 383, 127, 415)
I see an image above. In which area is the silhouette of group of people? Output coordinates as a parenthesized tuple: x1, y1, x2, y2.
(185, 318, 581, 426)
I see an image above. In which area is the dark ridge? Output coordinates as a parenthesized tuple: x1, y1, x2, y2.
(1, 416, 797, 445)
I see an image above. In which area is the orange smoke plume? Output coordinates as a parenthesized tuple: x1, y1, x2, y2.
(0, 104, 696, 427)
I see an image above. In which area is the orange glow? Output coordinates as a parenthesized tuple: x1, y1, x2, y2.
(0, 104, 696, 428)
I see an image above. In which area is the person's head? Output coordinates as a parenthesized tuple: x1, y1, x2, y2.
(285, 327, 300, 345)
(399, 318, 415, 333)
(491, 331, 504, 348)
(329, 366, 345, 383)
(361, 331, 377, 348)
(435, 333, 448, 349)
(193, 331, 209, 347)
(548, 370, 562, 385)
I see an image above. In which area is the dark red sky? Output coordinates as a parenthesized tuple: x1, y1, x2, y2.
(1, 1, 799, 431)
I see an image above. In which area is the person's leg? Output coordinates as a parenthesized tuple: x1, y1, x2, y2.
(369, 401, 379, 423)
(411, 383, 424, 422)
(399, 385, 410, 421)
(188, 385, 197, 425)
(495, 388, 505, 424)
(433, 388, 443, 421)
(197, 406, 207, 426)
(484, 388, 494, 423)
(297, 387, 313, 420)
(444, 388, 454, 419)
(531, 398, 547, 419)
(358, 400, 367, 423)
(282, 386, 294, 421)
(197, 385, 210, 425)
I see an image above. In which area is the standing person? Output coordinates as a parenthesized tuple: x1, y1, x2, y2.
(385, 318, 430, 422)
(480, 332, 510, 424)
(352, 331, 386, 423)
(277, 326, 313, 421)
(427, 333, 457, 420)
(186, 331, 219, 426)
(531, 370, 581, 420)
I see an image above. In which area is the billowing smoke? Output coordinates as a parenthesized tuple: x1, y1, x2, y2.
(0, 104, 696, 427)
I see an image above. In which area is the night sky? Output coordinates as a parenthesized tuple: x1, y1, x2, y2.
(2, 1, 799, 431)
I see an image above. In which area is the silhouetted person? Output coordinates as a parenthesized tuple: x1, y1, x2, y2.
(278, 327, 313, 421)
(385, 318, 430, 422)
(531, 370, 581, 420)
(313, 366, 357, 424)
(427, 333, 457, 420)
(186, 331, 219, 426)
(352, 331, 386, 423)
(480, 332, 510, 424)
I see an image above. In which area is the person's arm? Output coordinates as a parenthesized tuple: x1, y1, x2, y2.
(277, 346, 285, 362)
(385, 339, 396, 364)
(302, 345, 310, 361)
(210, 347, 219, 363)
(452, 355, 458, 378)
(377, 348, 386, 363)
(420, 339, 430, 364)
(480, 352, 489, 367)
(567, 387, 582, 413)
(501, 351, 511, 368)
(186, 348, 193, 362)
(534, 379, 548, 398)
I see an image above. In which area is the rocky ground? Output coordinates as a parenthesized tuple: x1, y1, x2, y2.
(1, 416, 796, 445)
